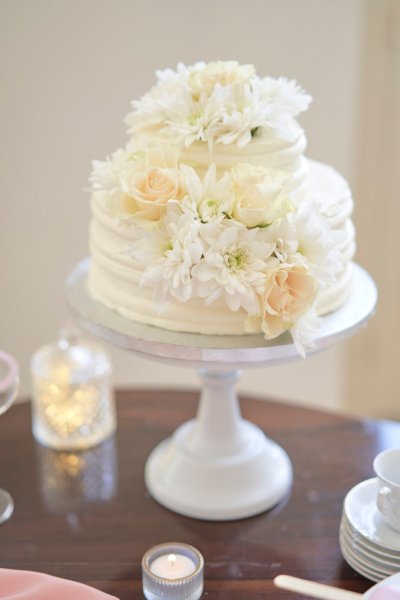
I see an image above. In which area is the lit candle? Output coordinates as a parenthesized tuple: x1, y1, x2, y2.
(30, 327, 116, 450)
(150, 552, 196, 579)
(142, 542, 204, 600)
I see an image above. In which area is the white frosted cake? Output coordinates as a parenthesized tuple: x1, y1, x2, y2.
(88, 61, 355, 352)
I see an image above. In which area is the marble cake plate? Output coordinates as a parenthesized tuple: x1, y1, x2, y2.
(66, 259, 377, 521)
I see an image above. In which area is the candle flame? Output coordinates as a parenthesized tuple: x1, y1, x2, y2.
(168, 554, 176, 566)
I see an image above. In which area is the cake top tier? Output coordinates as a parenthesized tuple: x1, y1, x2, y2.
(125, 61, 312, 149)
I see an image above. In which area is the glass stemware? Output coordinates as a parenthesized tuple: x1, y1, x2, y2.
(0, 350, 19, 524)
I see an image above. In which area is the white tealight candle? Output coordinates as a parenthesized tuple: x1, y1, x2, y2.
(150, 553, 196, 580)
(142, 543, 204, 600)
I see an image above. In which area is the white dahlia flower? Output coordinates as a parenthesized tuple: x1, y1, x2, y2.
(192, 220, 275, 314)
(182, 163, 233, 223)
(265, 206, 342, 286)
(130, 202, 203, 308)
(260, 76, 312, 118)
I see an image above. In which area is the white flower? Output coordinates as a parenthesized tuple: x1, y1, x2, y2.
(90, 145, 187, 221)
(90, 148, 138, 218)
(182, 163, 233, 222)
(192, 220, 275, 314)
(130, 202, 203, 308)
(90, 148, 127, 192)
(188, 61, 255, 97)
(127, 81, 225, 149)
(259, 76, 312, 140)
(265, 206, 342, 286)
(124, 61, 312, 149)
(260, 76, 312, 117)
(230, 163, 291, 227)
(260, 263, 317, 339)
(160, 89, 226, 148)
(120, 156, 186, 220)
(212, 85, 264, 147)
(291, 309, 320, 358)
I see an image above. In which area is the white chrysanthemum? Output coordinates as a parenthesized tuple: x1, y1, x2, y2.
(90, 148, 128, 192)
(291, 207, 343, 284)
(182, 163, 233, 222)
(260, 76, 312, 117)
(258, 76, 312, 140)
(156, 62, 192, 87)
(163, 89, 226, 148)
(211, 83, 266, 147)
(265, 206, 342, 286)
(130, 202, 203, 308)
(90, 148, 138, 219)
(192, 220, 275, 314)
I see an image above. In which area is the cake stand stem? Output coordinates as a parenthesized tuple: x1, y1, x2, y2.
(189, 369, 249, 458)
(145, 367, 293, 520)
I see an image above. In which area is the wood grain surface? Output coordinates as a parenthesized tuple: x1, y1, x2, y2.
(0, 390, 396, 599)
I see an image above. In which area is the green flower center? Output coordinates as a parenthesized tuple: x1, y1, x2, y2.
(164, 241, 173, 255)
(225, 248, 247, 272)
(188, 110, 204, 126)
(204, 198, 219, 215)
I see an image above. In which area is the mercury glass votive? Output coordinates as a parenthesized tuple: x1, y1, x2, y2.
(31, 325, 116, 450)
(142, 543, 204, 600)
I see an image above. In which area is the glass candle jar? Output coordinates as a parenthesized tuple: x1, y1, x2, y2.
(142, 542, 204, 600)
(31, 324, 116, 450)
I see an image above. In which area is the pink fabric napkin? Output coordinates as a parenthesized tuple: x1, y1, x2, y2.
(369, 587, 400, 600)
(0, 569, 119, 599)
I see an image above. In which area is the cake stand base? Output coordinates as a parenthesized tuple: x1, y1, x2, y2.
(145, 369, 292, 520)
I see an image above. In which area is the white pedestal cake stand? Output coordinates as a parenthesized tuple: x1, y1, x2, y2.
(66, 259, 377, 521)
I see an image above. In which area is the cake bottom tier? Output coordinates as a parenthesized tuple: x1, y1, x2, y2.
(87, 159, 355, 337)
(87, 258, 353, 336)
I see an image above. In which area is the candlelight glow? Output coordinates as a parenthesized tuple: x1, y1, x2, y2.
(34, 378, 103, 438)
(168, 554, 176, 566)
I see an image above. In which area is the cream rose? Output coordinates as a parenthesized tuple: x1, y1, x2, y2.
(127, 166, 186, 220)
(189, 61, 255, 97)
(261, 265, 317, 339)
(231, 163, 290, 228)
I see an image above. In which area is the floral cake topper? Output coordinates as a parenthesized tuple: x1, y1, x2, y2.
(125, 61, 312, 148)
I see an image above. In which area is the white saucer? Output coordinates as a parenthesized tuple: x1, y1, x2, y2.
(344, 478, 400, 551)
(342, 513, 400, 559)
(340, 523, 399, 574)
(340, 525, 400, 574)
(340, 532, 389, 582)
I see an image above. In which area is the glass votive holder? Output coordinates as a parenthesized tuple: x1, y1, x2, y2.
(31, 324, 116, 451)
(142, 542, 204, 600)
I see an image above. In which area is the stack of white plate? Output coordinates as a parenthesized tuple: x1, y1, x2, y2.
(340, 478, 400, 582)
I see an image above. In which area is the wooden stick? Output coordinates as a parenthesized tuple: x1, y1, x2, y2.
(274, 575, 363, 600)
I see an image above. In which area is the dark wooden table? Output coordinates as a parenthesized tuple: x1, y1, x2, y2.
(0, 389, 398, 599)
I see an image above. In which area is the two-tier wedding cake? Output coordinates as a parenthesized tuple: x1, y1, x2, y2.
(88, 61, 355, 353)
